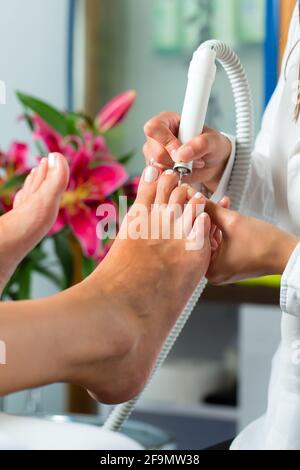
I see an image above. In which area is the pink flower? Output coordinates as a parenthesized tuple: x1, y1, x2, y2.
(96, 90, 136, 132)
(51, 150, 128, 258)
(0, 142, 30, 175)
(0, 142, 30, 211)
(124, 176, 140, 201)
(32, 116, 110, 163)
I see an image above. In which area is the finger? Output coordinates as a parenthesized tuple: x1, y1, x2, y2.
(204, 199, 233, 235)
(214, 228, 223, 245)
(143, 139, 173, 170)
(219, 196, 231, 209)
(144, 112, 181, 157)
(173, 132, 213, 164)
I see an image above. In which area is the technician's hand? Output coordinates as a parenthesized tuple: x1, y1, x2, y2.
(204, 201, 300, 285)
(143, 112, 232, 193)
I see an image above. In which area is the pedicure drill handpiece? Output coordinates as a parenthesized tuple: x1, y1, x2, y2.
(174, 46, 217, 185)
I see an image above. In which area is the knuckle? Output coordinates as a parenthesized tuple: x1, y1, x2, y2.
(196, 134, 209, 149)
(144, 118, 159, 137)
(142, 142, 148, 155)
(226, 212, 241, 231)
(156, 148, 168, 163)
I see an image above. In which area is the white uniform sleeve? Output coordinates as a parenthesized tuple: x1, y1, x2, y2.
(210, 89, 279, 224)
(281, 243, 300, 318)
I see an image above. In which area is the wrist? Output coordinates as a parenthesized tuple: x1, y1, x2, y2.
(266, 229, 299, 275)
(204, 135, 232, 193)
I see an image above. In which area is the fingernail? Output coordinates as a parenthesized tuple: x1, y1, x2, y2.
(31, 168, 36, 175)
(194, 192, 203, 199)
(176, 145, 194, 162)
(171, 149, 178, 161)
(48, 153, 57, 168)
(194, 160, 205, 169)
(144, 166, 159, 183)
(165, 169, 174, 176)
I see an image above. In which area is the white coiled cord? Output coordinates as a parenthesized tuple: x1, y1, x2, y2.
(104, 41, 254, 432)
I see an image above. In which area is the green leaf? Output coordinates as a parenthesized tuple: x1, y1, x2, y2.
(17, 258, 33, 300)
(118, 150, 136, 165)
(53, 231, 74, 288)
(82, 256, 96, 279)
(27, 244, 47, 263)
(34, 265, 64, 290)
(23, 112, 35, 131)
(16, 91, 70, 136)
(67, 112, 94, 131)
(0, 174, 26, 194)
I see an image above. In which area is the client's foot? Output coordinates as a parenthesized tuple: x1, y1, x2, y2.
(0, 153, 69, 293)
(75, 167, 212, 403)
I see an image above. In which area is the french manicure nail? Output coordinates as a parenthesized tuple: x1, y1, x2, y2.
(48, 153, 57, 168)
(144, 166, 159, 183)
(171, 150, 178, 161)
(176, 145, 194, 161)
(194, 192, 203, 199)
(165, 169, 174, 175)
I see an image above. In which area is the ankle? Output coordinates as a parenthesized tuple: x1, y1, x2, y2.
(64, 278, 142, 400)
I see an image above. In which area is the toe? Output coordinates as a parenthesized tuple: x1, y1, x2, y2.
(23, 170, 34, 191)
(135, 166, 160, 207)
(187, 212, 211, 251)
(39, 153, 69, 198)
(168, 185, 189, 209)
(13, 189, 23, 209)
(15, 170, 35, 205)
(30, 158, 49, 193)
(182, 191, 206, 235)
(154, 170, 179, 204)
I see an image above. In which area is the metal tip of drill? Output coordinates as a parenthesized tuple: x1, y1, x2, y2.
(178, 172, 183, 187)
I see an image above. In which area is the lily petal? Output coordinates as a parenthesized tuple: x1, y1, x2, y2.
(96, 90, 136, 132)
(88, 163, 128, 199)
(8, 142, 30, 173)
(49, 209, 67, 236)
(67, 204, 102, 258)
(33, 115, 63, 153)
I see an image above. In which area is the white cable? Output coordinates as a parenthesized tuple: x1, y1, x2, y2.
(104, 41, 254, 432)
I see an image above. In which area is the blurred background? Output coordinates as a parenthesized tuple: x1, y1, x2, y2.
(0, 0, 294, 450)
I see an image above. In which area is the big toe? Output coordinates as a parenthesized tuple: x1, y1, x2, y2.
(135, 166, 161, 207)
(39, 152, 69, 198)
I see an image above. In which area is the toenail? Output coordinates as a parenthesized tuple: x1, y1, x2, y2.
(165, 169, 174, 175)
(48, 153, 57, 168)
(144, 166, 159, 183)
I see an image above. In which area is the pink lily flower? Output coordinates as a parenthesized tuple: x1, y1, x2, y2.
(124, 176, 140, 201)
(96, 90, 136, 132)
(32, 115, 110, 163)
(0, 142, 31, 211)
(51, 149, 128, 258)
(0, 142, 30, 175)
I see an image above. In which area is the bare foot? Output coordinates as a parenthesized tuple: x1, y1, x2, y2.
(0, 153, 69, 293)
(73, 167, 212, 403)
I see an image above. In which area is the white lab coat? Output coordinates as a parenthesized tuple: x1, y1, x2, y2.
(218, 4, 300, 450)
